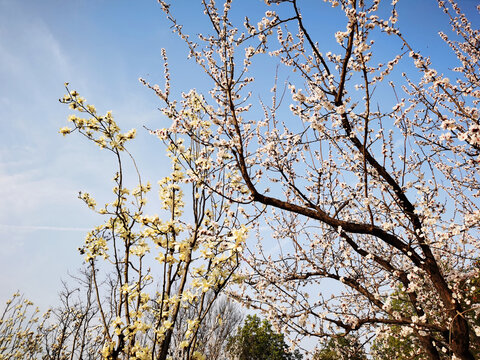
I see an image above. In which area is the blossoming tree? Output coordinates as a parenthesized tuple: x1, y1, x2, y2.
(58, 87, 248, 359)
(151, 0, 480, 359)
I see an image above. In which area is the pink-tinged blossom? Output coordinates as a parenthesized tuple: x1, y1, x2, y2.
(146, 1, 480, 358)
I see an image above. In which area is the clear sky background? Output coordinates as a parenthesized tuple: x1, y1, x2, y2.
(0, 0, 479, 312)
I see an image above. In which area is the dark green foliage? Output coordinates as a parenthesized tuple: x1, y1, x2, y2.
(226, 315, 303, 360)
(370, 286, 419, 360)
(314, 336, 367, 360)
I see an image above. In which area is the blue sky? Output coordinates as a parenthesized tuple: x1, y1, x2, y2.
(0, 0, 478, 311)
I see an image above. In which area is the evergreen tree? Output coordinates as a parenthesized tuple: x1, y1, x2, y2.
(226, 315, 302, 360)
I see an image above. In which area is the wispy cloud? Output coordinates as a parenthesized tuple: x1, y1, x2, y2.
(0, 224, 90, 232)
(0, 0, 170, 312)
